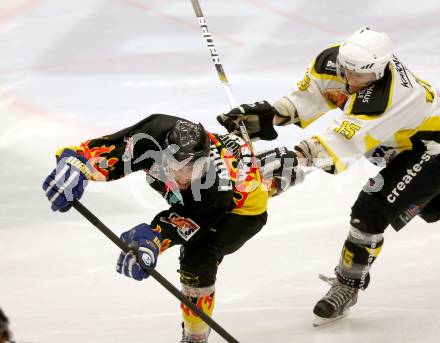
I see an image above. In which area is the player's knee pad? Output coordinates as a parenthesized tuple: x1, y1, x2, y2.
(351, 191, 390, 234)
(336, 226, 384, 290)
(179, 244, 223, 288)
(181, 284, 215, 341)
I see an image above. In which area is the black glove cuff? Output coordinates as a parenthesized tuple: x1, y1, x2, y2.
(257, 109, 278, 141)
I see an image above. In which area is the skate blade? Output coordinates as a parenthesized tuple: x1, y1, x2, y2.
(313, 310, 349, 327)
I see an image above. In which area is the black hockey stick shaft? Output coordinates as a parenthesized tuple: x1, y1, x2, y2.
(72, 200, 239, 343)
(190, 0, 252, 146)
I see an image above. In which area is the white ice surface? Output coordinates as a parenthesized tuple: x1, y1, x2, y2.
(1, 1, 439, 342)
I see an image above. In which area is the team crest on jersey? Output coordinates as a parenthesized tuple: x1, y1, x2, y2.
(324, 89, 349, 109)
(160, 213, 200, 241)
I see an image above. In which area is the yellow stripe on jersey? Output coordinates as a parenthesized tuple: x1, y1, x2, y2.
(394, 116, 440, 152)
(418, 116, 440, 131)
(415, 77, 435, 103)
(387, 65, 395, 110)
(364, 133, 382, 152)
(346, 94, 356, 114)
(299, 112, 326, 129)
(313, 135, 348, 173)
(56, 145, 85, 158)
(394, 128, 416, 152)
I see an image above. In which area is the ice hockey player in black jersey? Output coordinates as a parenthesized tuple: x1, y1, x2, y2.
(218, 27, 440, 326)
(42, 114, 299, 342)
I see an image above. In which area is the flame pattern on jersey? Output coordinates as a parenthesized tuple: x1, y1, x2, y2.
(151, 224, 173, 254)
(56, 142, 119, 181)
(208, 133, 269, 215)
(54, 115, 268, 219)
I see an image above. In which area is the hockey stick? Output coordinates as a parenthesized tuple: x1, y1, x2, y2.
(72, 200, 239, 343)
(190, 0, 253, 146)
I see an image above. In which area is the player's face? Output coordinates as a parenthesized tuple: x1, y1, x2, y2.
(344, 70, 377, 93)
(167, 157, 208, 190)
(169, 165, 193, 189)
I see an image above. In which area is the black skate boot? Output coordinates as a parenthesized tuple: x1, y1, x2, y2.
(313, 274, 358, 327)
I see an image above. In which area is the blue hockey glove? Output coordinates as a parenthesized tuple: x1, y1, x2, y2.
(116, 223, 161, 281)
(42, 149, 93, 212)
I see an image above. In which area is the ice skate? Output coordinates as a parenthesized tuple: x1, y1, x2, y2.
(313, 274, 358, 327)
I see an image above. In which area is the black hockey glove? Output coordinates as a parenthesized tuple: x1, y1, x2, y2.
(257, 147, 302, 196)
(217, 101, 279, 141)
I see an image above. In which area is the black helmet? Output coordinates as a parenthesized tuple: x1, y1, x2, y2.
(163, 120, 211, 188)
(164, 120, 210, 162)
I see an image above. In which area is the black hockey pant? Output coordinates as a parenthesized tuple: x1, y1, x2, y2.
(152, 209, 267, 288)
(336, 150, 440, 289)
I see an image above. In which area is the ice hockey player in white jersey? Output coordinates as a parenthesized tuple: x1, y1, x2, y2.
(218, 27, 440, 326)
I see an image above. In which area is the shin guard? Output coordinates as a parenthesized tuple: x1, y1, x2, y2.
(336, 226, 384, 290)
(180, 284, 215, 342)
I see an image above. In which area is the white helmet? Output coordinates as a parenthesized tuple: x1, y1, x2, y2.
(337, 27, 393, 80)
